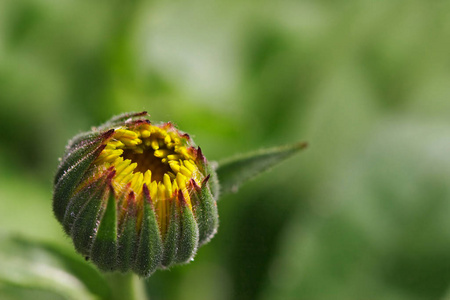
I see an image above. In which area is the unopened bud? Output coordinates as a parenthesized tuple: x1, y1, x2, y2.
(53, 112, 219, 277)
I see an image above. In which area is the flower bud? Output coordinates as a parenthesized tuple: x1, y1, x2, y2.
(53, 112, 219, 277)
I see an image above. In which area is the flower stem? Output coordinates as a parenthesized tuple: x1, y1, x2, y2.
(105, 272, 147, 300)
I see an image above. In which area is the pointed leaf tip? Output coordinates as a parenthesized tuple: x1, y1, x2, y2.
(217, 141, 308, 195)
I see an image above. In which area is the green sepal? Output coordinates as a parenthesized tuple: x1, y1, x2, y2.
(133, 185, 163, 277)
(97, 111, 149, 131)
(175, 190, 199, 264)
(62, 172, 110, 235)
(90, 186, 118, 271)
(206, 164, 220, 201)
(196, 147, 220, 200)
(71, 182, 109, 256)
(217, 142, 307, 194)
(161, 199, 180, 268)
(53, 144, 106, 223)
(190, 177, 219, 246)
(117, 193, 138, 272)
(65, 129, 113, 155)
(65, 131, 103, 152)
(55, 129, 113, 185)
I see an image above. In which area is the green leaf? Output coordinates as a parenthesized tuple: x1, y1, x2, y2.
(216, 142, 307, 195)
(0, 234, 112, 300)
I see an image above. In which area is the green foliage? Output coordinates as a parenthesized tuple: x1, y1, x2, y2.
(217, 142, 307, 195)
(0, 235, 111, 300)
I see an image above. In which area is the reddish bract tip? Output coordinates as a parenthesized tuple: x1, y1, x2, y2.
(135, 111, 148, 117)
(102, 129, 115, 139)
(127, 190, 136, 205)
(142, 183, 153, 205)
(162, 122, 175, 130)
(190, 178, 201, 191)
(196, 147, 206, 162)
(178, 190, 188, 207)
(202, 174, 211, 186)
(181, 133, 191, 141)
(129, 119, 151, 128)
(106, 167, 116, 181)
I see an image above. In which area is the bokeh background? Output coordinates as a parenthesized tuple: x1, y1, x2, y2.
(1, 0, 450, 299)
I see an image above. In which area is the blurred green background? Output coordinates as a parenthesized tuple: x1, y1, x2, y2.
(1, 0, 450, 299)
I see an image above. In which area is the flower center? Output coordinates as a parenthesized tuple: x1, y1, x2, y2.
(94, 122, 200, 204)
(122, 148, 172, 182)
